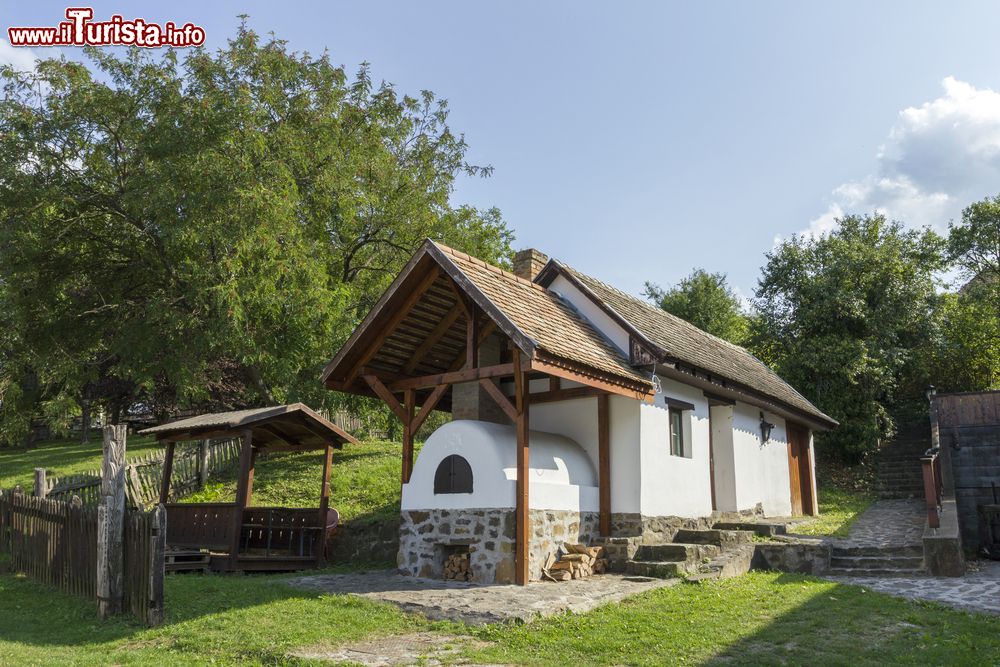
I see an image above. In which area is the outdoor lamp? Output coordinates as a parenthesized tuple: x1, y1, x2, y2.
(926, 385, 937, 402)
(759, 412, 774, 444)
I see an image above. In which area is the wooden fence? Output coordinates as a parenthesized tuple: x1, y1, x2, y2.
(0, 489, 164, 625)
(40, 438, 242, 508)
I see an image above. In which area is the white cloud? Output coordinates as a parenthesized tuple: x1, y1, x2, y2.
(0, 39, 48, 71)
(806, 76, 1000, 236)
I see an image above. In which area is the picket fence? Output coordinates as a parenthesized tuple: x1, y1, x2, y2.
(41, 438, 242, 508)
(0, 490, 164, 625)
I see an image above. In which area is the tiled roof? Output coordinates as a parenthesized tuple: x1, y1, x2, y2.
(433, 243, 653, 390)
(551, 263, 837, 426)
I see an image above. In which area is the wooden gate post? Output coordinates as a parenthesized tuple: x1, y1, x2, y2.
(97, 424, 127, 619)
(147, 504, 166, 626)
(198, 439, 210, 488)
(33, 468, 47, 499)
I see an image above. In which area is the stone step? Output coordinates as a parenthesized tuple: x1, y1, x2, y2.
(625, 559, 687, 579)
(831, 545, 923, 558)
(673, 528, 753, 548)
(829, 555, 924, 570)
(634, 543, 720, 563)
(712, 521, 787, 537)
(684, 545, 755, 584)
(826, 567, 925, 578)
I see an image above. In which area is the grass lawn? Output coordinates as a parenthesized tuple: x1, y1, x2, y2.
(183, 440, 413, 523)
(0, 435, 161, 490)
(1, 569, 997, 665)
(792, 487, 875, 537)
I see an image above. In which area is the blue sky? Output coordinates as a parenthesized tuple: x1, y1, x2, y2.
(5, 1, 1000, 300)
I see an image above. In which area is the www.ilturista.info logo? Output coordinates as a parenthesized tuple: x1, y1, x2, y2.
(7, 8, 206, 48)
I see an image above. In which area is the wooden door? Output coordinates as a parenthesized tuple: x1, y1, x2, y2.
(786, 424, 814, 516)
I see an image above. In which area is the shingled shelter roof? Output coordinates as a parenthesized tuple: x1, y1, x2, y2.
(536, 261, 837, 429)
(321, 240, 654, 399)
(139, 403, 358, 449)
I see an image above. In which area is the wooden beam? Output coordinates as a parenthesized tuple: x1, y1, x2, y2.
(466, 308, 480, 370)
(317, 443, 333, 567)
(549, 377, 561, 392)
(344, 267, 441, 386)
(597, 393, 611, 537)
(479, 379, 518, 422)
(159, 441, 175, 505)
(229, 430, 254, 569)
(447, 321, 497, 372)
(529, 358, 654, 402)
(363, 375, 407, 422)
(387, 361, 516, 391)
(513, 348, 530, 586)
(245, 448, 258, 508)
(529, 386, 608, 405)
(403, 304, 463, 374)
(401, 389, 416, 484)
(412, 383, 449, 433)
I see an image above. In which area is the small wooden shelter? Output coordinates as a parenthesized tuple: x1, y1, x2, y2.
(140, 403, 357, 572)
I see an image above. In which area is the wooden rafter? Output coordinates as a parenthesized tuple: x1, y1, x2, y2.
(344, 267, 441, 386)
(529, 386, 608, 405)
(403, 304, 463, 374)
(529, 357, 654, 402)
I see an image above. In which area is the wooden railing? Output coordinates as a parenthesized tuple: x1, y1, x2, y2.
(921, 447, 943, 528)
(164, 502, 235, 551)
(165, 504, 329, 560)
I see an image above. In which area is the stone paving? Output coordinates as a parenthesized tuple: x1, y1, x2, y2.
(824, 560, 1000, 615)
(287, 569, 677, 625)
(829, 498, 926, 549)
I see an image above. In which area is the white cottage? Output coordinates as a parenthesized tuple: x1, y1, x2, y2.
(322, 241, 837, 584)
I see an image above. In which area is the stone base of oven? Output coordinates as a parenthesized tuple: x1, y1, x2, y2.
(398, 508, 601, 583)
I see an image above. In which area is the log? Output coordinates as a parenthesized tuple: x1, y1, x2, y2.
(97, 425, 127, 619)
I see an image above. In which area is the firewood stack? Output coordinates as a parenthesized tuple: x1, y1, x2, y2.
(542, 543, 608, 582)
(443, 551, 472, 581)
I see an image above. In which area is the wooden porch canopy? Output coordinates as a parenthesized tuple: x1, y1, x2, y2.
(140, 404, 357, 571)
(321, 240, 655, 584)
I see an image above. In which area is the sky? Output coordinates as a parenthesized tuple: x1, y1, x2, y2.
(5, 1, 1000, 302)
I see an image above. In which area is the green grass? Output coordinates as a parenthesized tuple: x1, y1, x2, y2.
(0, 435, 161, 490)
(1, 569, 997, 665)
(183, 440, 412, 524)
(792, 487, 875, 537)
(461, 571, 1000, 666)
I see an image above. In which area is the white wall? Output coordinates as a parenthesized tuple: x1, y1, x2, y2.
(547, 274, 630, 354)
(729, 404, 793, 517)
(637, 377, 715, 518)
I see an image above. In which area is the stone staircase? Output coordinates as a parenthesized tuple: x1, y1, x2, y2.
(826, 544, 925, 577)
(624, 527, 755, 582)
(875, 423, 931, 499)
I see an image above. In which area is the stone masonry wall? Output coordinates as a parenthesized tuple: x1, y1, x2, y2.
(529, 509, 600, 579)
(399, 508, 516, 583)
(326, 517, 401, 565)
(399, 507, 600, 583)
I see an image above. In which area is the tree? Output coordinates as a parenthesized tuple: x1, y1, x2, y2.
(0, 24, 512, 445)
(753, 214, 945, 463)
(643, 270, 749, 345)
(932, 195, 1000, 391)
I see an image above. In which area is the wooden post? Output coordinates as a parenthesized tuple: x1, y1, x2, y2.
(597, 393, 611, 537)
(147, 504, 166, 626)
(245, 449, 258, 508)
(33, 468, 47, 499)
(97, 424, 127, 619)
(513, 348, 530, 585)
(317, 443, 333, 567)
(159, 441, 175, 504)
(228, 430, 254, 569)
(198, 439, 210, 489)
(401, 389, 415, 484)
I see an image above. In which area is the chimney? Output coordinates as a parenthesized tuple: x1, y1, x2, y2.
(513, 248, 549, 281)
